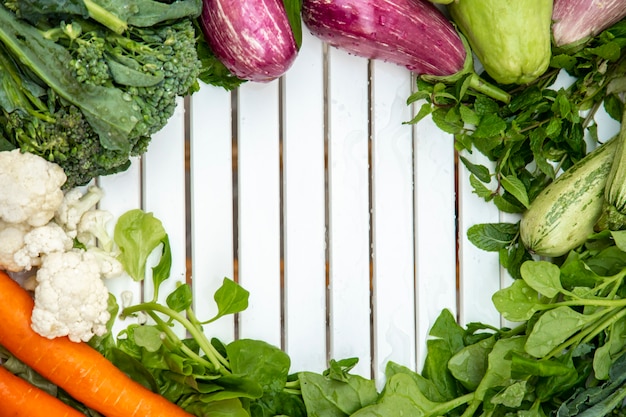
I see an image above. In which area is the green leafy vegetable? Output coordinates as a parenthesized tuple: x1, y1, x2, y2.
(113, 209, 167, 283)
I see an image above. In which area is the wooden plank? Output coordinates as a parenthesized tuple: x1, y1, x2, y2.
(141, 99, 188, 332)
(97, 159, 142, 336)
(282, 31, 328, 374)
(456, 151, 501, 327)
(326, 47, 371, 377)
(189, 83, 236, 343)
(236, 80, 282, 347)
(413, 115, 457, 370)
(370, 60, 416, 383)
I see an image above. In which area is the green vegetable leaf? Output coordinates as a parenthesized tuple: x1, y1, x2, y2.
(299, 370, 378, 416)
(114, 209, 167, 282)
(421, 309, 466, 400)
(166, 283, 193, 313)
(459, 155, 491, 183)
(520, 261, 563, 298)
(492, 279, 541, 322)
(133, 325, 163, 352)
(473, 113, 506, 138)
(448, 335, 496, 391)
(324, 357, 359, 382)
(611, 230, 626, 252)
(525, 306, 596, 358)
(500, 175, 530, 208)
(467, 222, 519, 252)
(474, 337, 527, 401)
(490, 381, 528, 408)
(203, 278, 250, 324)
(151, 234, 172, 297)
(469, 174, 495, 201)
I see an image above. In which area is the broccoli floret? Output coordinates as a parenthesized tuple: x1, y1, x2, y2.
(100, 19, 202, 138)
(2, 105, 132, 189)
(43, 18, 201, 152)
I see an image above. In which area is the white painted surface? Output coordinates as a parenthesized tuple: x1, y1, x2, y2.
(101, 33, 508, 383)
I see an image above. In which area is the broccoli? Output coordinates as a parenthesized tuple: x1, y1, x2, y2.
(0, 2, 202, 188)
(45, 17, 202, 148)
(0, 36, 133, 189)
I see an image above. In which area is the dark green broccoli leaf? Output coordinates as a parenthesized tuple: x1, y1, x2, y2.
(5, 0, 202, 34)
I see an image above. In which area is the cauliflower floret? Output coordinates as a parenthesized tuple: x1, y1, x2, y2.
(13, 222, 74, 270)
(77, 209, 124, 279)
(55, 186, 104, 238)
(86, 247, 124, 279)
(0, 150, 66, 227)
(77, 209, 115, 251)
(31, 250, 111, 343)
(0, 220, 31, 272)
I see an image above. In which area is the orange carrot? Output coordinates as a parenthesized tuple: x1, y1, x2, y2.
(0, 271, 194, 417)
(0, 365, 85, 417)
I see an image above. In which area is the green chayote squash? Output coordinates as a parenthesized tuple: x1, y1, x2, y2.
(448, 0, 553, 85)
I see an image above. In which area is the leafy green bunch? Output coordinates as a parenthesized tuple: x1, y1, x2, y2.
(0, 1, 205, 189)
(409, 18, 626, 215)
(413, 19, 626, 278)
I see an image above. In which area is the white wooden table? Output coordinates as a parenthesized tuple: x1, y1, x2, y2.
(98, 31, 516, 386)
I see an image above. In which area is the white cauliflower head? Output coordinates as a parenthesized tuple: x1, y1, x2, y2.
(31, 250, 111, 343)
(55, 186, 104, 237)
(0, 150, 66, 227)
(0, 220, 31, 272)
(13, 222, 74, 271)
(77, 209, 115, 251)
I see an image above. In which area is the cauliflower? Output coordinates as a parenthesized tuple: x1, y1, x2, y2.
(14, 222, 74, 271)
(77, 209, 115, 251)
(55, 185, 104, 238)
(86, 247, 124, 279)
(0, 159, 125, 342)
(0, 221, 31, 272)
(77, 209, 124, 279)
(31, 250, 111, 342)
(0, 150, 66, 227)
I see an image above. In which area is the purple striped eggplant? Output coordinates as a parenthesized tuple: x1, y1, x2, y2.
(302, 0, 465, 77)
(301, 0, 510, 102)
(552, 0, 626, 47)
(199, 0, 298, 82)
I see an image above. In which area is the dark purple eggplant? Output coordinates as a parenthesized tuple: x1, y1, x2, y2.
(552, 0, 626, 47)
(200, 0, 298, 82)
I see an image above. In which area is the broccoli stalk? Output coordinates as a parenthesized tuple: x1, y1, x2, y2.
(4, 0, 202, 34)
(82, 0, 127, 34)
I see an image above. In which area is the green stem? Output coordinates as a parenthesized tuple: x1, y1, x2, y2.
(186, 307, 230, 369)
(283, 388, 302, 396)
(147, 311, 216, 371)
(83, 0, 128, 34)
(544, 307, 626, 359)
(580, 307, 626, 345)
(123, 302, 230, 374)
(458, 397, 481, 417)
(468, 73, 511, 104)
(536, 296, 626, 311)
(432, 392, 476, 417)
(285, 380, 301, 389)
